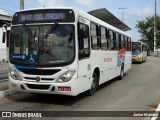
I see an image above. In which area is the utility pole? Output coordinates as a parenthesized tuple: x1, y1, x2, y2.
(119, 7, 127, 22)
(154, 0, 157, 53)
(20, 0, 24, 10)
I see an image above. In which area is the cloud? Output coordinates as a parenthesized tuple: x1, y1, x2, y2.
(75, 0, 96, 7)
(0, 9, 8, 15)
(128, 7, 153, 17)
(38, 0, 65, 7)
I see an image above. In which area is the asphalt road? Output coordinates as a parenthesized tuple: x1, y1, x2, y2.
(0, 56, 160, 120)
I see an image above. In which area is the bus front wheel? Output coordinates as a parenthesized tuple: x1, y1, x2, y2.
(87, 72, 98, 96)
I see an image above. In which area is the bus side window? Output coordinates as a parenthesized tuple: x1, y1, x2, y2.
(128, 37, 131, 51)
(120, 34, 124, 50)
(78, 22, 90, 59)
(119, 34, 121, 49)
(91, 22, 99, 50)
(126, 37, 131, 51)
(126, 37, 128, 51)
(100, 26, 107, 50)
(125, 36, 128, 51)
(108, 30, 115, 50)
(142, 44, 147, 51)
(115, 32, 119, 50)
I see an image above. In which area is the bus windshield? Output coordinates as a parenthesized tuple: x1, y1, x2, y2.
(132, 44, 141, 55)
(10, 24, 75, 66)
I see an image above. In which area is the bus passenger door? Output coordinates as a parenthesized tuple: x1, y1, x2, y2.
(77, 19, 91, 93)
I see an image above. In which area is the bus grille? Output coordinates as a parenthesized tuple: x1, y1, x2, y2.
(17, 68, 61, 75)
(24, 77, 54, 81)
(26, 84, 50, 90)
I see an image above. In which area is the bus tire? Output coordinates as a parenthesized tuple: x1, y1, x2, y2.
(86, 72, 98, 96)
(144, 57, 146, 62)
(118, 65, 124, 80)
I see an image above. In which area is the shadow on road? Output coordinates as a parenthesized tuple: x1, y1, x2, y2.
(96, 74, 128, 93)
(6, 76, 124, 106)
(7, 93, 87, 106)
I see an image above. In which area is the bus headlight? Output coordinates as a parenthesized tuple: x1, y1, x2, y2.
(56, 70, 76, 83)
(9, 67, 22, 80)
(137, 55, 142, 59)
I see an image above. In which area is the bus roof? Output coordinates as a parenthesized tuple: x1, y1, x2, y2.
(76, 8, 130, 37)
(88, 8, 131, 32)
(14, 7, 131, 37)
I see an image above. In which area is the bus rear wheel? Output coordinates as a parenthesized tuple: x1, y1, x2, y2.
(87, 72, 98, 96)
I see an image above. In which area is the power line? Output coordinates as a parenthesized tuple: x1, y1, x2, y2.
(0, 7, 15, 14)
(38, 0, 45, 7)
(0, 1, 19, 15)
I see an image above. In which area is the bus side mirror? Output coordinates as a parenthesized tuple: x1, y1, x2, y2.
(2, 32, 5, 43)
(2, 24, 8, 43)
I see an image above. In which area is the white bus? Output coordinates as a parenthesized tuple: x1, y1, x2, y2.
(132, 41, 147, 63)
(8, 8, 132, 96)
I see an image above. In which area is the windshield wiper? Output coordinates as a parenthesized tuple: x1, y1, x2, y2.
(22, 24, 33, 38)
(43, 23, 58, 39)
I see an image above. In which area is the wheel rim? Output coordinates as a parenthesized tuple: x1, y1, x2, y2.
(89, 75, 96, 94)
(91, 77, 96, 90)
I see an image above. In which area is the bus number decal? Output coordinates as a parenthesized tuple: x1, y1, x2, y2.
(104, 58, 112, 62)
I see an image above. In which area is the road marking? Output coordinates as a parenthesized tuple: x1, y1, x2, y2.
(151, 103, 160, 120)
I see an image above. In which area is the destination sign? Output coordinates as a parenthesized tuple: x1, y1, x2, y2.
(132, 42, 141, 45)
(19, 13, 66, 22)
(12, 9, 75, 24)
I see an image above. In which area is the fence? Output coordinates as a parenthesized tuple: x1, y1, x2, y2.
(147, 50, 160, 57)
(0, 48, 9, 81)
(154, 51, 160, 57)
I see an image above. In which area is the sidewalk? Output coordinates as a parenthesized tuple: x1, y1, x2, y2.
(0, 62, 9, 80)
(0, 64, 9, 90)
(0, 80, 9, 91)
(0, 73, 8, 80)
(0, 80, 20, 98)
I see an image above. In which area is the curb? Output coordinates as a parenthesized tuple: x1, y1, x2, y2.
(151, 104, 160, 120)
(0, 79, 8, 82)
(0, 90, 19, 98)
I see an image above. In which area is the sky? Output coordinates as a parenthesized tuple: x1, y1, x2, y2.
(0, 0, 160, 41)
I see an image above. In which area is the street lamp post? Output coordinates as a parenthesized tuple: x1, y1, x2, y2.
(119, 7, 127, 22)
(20, 0, 24, 10)
(154, 0, 157, 54)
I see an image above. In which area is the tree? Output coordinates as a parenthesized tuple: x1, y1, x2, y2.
(136, 16, 160, 50)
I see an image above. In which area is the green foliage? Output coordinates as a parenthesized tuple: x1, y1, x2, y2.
(136, 16, 160, 50)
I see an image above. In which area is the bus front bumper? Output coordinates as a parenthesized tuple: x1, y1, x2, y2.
(132, 57, 143, 62)
(9, 76, 78, 96)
